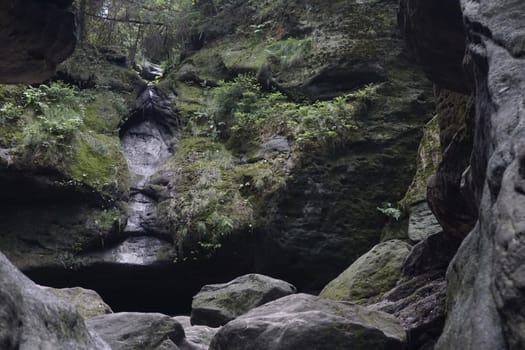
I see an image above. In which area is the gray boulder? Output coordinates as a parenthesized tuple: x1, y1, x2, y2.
(191, 274, 296, 327)
(408, 202, 442, 242)
(0, 252, 109, 350)
(209, 293, 406, 350)
(88, 312, 203, 350)
(320, 240, 412, 304)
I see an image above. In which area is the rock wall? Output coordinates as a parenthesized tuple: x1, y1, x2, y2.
(400, 0, 525, 349)
(0, 0, 76, 83)
(161, 0, 435, 292)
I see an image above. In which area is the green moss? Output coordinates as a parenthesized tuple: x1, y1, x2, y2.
(67, 132, 129, 201)
(173, 82, 209, 120)
(82, 91, 128, 134)
(320, 240, 412, 304)
(155, 135, 287, 258)
(399, 115, 441, 209)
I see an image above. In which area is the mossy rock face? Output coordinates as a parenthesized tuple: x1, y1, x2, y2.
(82, 91, 129, 134)
(152, 136, 288, 258)
(67, 132, 129, 201)
(0, 49, 134, 270)
(0, 204, 126, 270)
(171, 0, 402, 100)
(56, 45, 145, 98)
(320, 240, 412, 304)
(154, 0, 435, 290)
(400, 115, 442, 209)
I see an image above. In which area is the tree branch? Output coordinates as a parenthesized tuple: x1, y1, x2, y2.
(86, 12, 165, 26)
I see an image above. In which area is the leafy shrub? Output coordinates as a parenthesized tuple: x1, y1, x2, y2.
(377, 203, 402, 221)
(192, 75, 364, 151)
(24, 81, 80, 113)
(0, 102, 23, 122)
(266, 37, 312, 67)
(163, 138, 254, 257)
(20, 82, 85, 159)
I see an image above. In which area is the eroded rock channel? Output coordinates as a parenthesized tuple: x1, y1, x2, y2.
(110, 85, 178, 264)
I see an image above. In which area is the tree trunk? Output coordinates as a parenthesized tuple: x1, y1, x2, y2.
(78, 0, 87, 44)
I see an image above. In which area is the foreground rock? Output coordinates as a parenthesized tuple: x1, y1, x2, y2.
(209, 293, 406, 350)
(0, 252, 108, 350)
(0, 0, 76, 83)
(88, 313, 203, 350)
(320, 240, 412, 304)
(191, 274, 296, 327)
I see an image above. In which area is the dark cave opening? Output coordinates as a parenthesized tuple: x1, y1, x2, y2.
(24, 257, 253, 315)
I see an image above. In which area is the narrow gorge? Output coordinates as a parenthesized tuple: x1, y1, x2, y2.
(1, 0, 525, 349)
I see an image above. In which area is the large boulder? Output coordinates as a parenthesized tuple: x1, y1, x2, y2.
(320, 240, 412, 304)
(0, 252, 109, 350)
(209, 293, 407, 350)
(191, 274, 296, 327)
(0, 0, 76, 83)
(87, 313, 203, 350)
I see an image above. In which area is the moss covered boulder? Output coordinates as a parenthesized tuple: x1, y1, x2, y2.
(320, 240, 412, 304)
(191, 274, 296, 327)
(44, 286, 113, 320)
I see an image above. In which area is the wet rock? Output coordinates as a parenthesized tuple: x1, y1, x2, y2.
(0, 0, 76, 83)
(250, 136, 290, 162)
(121, 119, 171, 233)
(141, 61, 163, 81)
(0, 252, 109, 350)
(90, 236, 175, 266)
(209, 293, 406, 350)
(191, 274, 296, 327)
(320, 240, 412, 304)
(88, 312, 202, 350)
(121, 86, 179, 235)
(407, 201, 442, 242)
(173, 316, 220, 348)
(44, 286, 113, 319)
